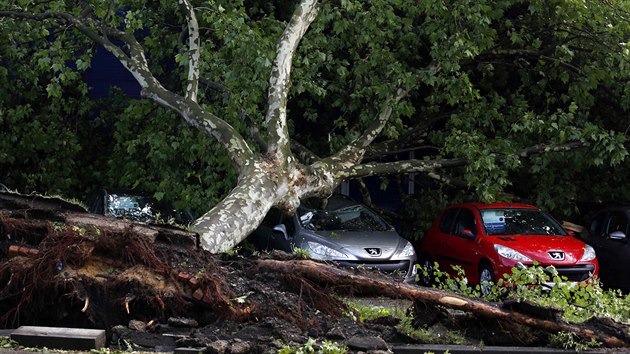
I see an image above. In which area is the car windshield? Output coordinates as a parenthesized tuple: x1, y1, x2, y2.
(297, 205, 390, 232)
(480, 208, 567, 236)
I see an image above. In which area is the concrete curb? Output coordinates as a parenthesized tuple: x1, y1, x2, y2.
(392, 344, 627, 353)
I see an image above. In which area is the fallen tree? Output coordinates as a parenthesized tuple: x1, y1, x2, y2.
(1, 0, 627, 255)
(1, 192, 630, 350)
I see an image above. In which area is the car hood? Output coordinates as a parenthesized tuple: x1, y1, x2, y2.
(492, 235, 590, 264)
(310, 230, 407, 258)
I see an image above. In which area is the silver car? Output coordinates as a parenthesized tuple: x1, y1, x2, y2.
(249, 196, 417, 282)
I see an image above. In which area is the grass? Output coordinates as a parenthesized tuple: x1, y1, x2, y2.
(0, 336, 156, 354)
(343, 298, 469, 345)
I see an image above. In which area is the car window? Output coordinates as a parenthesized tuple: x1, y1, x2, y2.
(297, 205, 389, 232)
(606, 212, 629, 236)
(453, 208, 477, 236)
(439, 208, 459, 234)
(480, 208, 567, 236)
(589, 212, 607, 237)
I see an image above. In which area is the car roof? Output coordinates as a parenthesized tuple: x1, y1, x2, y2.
(449, 202, 540, 210)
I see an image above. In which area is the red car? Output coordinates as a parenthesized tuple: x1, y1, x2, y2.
(418, 202, 598, 292)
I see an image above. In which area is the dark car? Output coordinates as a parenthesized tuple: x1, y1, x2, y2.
(86, 188, 193, 224)
(418, 202, 598, 294)
(582, 206, 630, 290)
(247, 195, 417, 282)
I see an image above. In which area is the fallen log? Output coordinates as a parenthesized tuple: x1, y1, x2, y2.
(255, 259, 630, 348)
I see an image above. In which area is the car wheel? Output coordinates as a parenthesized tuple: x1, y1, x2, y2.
(479, 263, 495, 296)
(419, 257, 435, 286)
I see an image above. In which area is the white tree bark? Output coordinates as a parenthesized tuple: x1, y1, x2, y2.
(266, 0, 322, 165)
(0, 2, 592, 254)
(193, 161, 281, 252)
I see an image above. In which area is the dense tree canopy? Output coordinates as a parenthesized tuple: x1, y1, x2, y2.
(0, 0, 628, 249)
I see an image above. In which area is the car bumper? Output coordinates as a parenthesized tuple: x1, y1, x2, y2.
(494, 260, 598, 284)
(335, 259, 417, 281)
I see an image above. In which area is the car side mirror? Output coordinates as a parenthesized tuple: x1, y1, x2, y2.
(273, 224, 289, 240)
(608, 231, 627, 241)
(461, 229, 475, 239)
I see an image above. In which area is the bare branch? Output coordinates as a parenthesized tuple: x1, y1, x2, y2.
(364, 114, 447, 160)
(0, 10, 156, 88)
(331, 88, 409, 165)
(340, 141, 589, 180)
(341, 158, 467, 180)
(0, 9, 255, 171)
(200, 77, 228, 93)
(266, 0, 322, 163)
(179, 0, 201, 103)
(242, 112, 268, 152)
(488, 49, 582, 73)
(426, 172, 469, 189)
(356, 179, 372, 207)
(291, 140, 320, 165)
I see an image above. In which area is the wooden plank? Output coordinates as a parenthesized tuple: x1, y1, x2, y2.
(10, 326, 106, 351)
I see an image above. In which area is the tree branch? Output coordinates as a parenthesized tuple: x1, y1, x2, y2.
(363, 114, 447, 160)
(331, 88, 409, 165)
(179, 0, 201, 103)
(0, 8, 256, 171)
(426, 171, 469, 189)
(291, 140, 320, 165)
(265, 0, 322, 164)
(340, 141, 589, 180)
(488, 49, 582, 73)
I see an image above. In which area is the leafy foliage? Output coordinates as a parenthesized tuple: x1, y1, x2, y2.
(548, 331, 601, 352)
(0, 336, 17, 349)
(420, 261, 630, 326)
(279, 337, 347, 354)
(0, 0, 628, 227)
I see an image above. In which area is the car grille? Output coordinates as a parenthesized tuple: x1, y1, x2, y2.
(544, 264, 596, 282)
(337, 260, 411, 273)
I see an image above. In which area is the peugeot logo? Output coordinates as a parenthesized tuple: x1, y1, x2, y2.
(365, 248, 381, 257)
(548, 251, 565, 260)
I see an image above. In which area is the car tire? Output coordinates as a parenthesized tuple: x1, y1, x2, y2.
(479, 262, 495, 296)
(419, 257, 435, 286)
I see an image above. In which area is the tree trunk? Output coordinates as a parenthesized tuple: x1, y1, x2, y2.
(192, 161, 281, 253)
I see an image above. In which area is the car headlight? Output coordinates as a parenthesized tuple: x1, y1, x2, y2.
(580, 245, 596, 262)
(398, 241, 416, 257)
(306, 241, 348, 259)
(494, 244, 532, 262)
